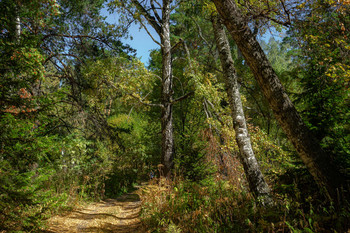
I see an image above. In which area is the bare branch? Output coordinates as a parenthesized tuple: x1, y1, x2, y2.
(172, 56, 187, 63)
(151, 0, 162, 24)
(171, 91, 194, 105)
(131, 0, 162, 35)
(129, 93, 164, 108)
(203, 101, 212, 130)
(153, 0, 162, 8)
(127, 106, 135, 120)
(138, 16, 162, 46)
(104, 80, 164, 108)
(183, 41, 192, 68)
(252, 13, 291, 26)
(204, 98, 225, 127)
(173, 75, 184, 96)
(280, 0, 291, 25)
(152, 73, 162, 81)
(171, 38, 183, 52)
(190, 16, 210, 47)
(45, 53, 83, 64)
(42, 33, 104, 42)
(171, 0, 183, 11)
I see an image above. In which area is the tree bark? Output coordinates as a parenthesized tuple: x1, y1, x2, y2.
(15, 13, 20, 41)
(128, 0, 175, 178)
(11, 4, 21, 42)
(212, 0, 342, 200)
(160, 0, 174, 178)
(212, 15, 272, 205)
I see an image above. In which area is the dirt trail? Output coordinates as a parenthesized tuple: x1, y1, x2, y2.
(45, 193, 143, 233)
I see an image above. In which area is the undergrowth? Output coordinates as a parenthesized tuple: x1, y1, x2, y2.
(140, 176, 350, 232)
(139, 136, 350, 233)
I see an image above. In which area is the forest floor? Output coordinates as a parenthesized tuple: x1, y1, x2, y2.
(44, 193, 144, 233)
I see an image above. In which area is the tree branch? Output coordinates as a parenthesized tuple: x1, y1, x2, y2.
(171, 0, 182, 11)
(45, 53, 83, 64)
(42, 33, 105, 42)
(252, 13, 291, 26)
(131, 0, 162, 35)
(129, 93, 164, 108)
(204, 98, 225, 127)
(151, 0, 162, 24)
(171, 91, 194, 105)
(138, 16, 162, 46)
(190, 16, 210, 47)
(103, 80, 164, 108)
(171, 38, 183, 52)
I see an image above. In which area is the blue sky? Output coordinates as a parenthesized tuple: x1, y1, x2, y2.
(101, 8, 159, 65)
(100, 8, 284, 65)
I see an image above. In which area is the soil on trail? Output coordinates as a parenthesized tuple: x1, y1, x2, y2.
(45, 193, 143, 233)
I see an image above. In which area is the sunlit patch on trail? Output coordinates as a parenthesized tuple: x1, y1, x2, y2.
(45, 194, 143, 233)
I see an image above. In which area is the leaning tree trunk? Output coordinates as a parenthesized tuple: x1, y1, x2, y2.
(212, 15, 272, 205)
(160, 0, 174, 179)
(212, 0, 342, 200)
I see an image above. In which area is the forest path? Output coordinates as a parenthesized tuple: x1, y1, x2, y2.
(45, 193, 143, 233)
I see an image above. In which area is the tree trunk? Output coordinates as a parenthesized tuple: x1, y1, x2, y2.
(212, 0, 342, 200)
(15, 14, 20, 40)
(11, 5, 20, 42)
(129, 0, 175, 178)
(160, 0, 174, 179)
(212, 15, 272, 205)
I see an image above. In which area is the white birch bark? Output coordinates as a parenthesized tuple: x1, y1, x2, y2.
(212, 15, 272, 205)
(14, 5, 21, 42)
(212, 0, 342, 201)
(129, 0, 174, 178)
(160, 0, 174, 178)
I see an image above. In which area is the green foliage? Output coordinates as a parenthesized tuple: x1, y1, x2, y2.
(287, 0, 350, 176)
(0, 112, 115, 230)
(105, 112, 158, 196)
(1, 0, 349, 231)
(174, 122, 216, 182)
(141, 175, 350, 232)
(0, 113, 62, 231)
(0, 0, 136, 230)
(140, 178, 284, 232)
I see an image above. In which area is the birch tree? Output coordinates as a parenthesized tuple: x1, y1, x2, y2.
(212, 15, 272, 204)
(111, 0, 192, 178)
(212, 0, 342, 200)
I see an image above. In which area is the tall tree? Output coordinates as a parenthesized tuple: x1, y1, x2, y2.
(212, 15, 271, 204)
(111, 0, 192, 178)
(212, 0, 342, 200)
(159, 0, 175, 179)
